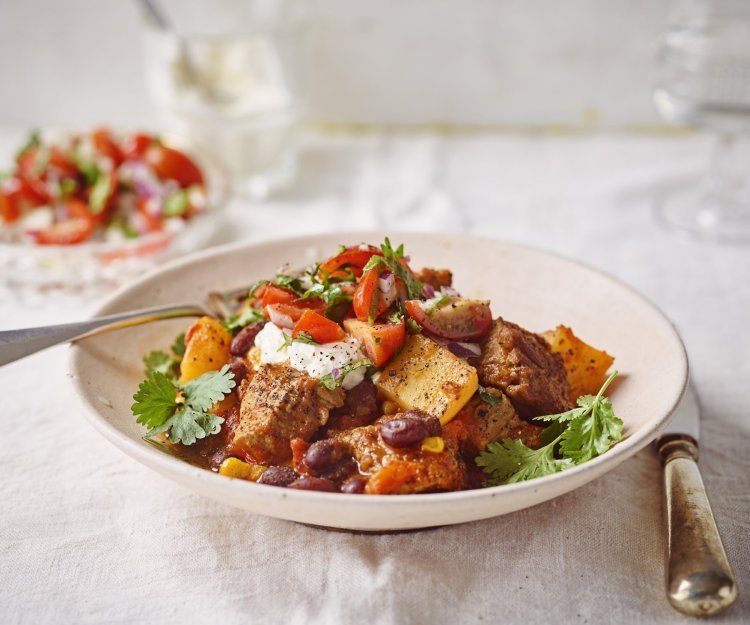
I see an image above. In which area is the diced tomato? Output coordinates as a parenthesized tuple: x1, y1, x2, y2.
(17, 147, 41, 181)
(293, 309, 346, 344)
(352, 267, 391, 322)
(0, 191, 21, 223)
(318, 245, 383, 280)
(35, 217, 94, 245)
(260, 284, 298, 309)
(92, 128, 124, 166)
(343, 318, 406, 367)
(17, 145, 78, 180)
(16, 177, 49, 205)
(65, 197, 95, 222)
(265, 303, 306, 328)
(122, 133, 153, 160)
(145, 144, 204, 187)
(48, 148, 79, 177)
(404, 298, 492, 340)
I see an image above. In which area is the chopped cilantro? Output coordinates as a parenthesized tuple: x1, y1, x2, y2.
(478, 386, 502, 406)
(275, 273, 305, 294)
(319, 358, 373, 390)
(247, 279, 270, 299)
(224, 307, 266, 334)
(15, 130, 41, 161)
(143, 332, 187, 383)
(132, 365, 235, 446)
(363, 237, 424, 299)
(171, 333, 186, 358)
(294, 331, 318, 345)
(476, 371, 622, 485)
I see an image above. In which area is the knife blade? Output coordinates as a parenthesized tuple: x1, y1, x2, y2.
(657, 383, 738, 616)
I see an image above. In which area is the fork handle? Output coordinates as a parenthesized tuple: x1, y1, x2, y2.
(0, 303, 206, 367)
(659, 435, 738, 616)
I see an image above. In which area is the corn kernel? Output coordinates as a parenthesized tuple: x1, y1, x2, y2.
(219, 457, 266, 481)
(421, 436, 445, 453)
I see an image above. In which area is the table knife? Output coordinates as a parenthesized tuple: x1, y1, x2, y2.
(657, 384, 738, 616)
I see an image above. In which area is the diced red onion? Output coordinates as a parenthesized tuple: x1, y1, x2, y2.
(422, 283, 435, 298)
(267, 309, 295, 329)
(446, 341, 482, 358)
(378, 272, 397, 306)
(331, 367, 341, 379)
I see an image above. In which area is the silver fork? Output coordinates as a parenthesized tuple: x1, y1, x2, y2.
(0, 286, 249, 367)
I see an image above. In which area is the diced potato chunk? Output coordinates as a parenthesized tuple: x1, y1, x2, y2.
(541, 325, 614, 401)
(374, 334, 478, 425)
(180, 316, 232, 384)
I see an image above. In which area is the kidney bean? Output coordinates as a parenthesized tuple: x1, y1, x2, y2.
(304, 439, 343, 472)
(340, 476, 367, 494)
(229, 357, 248, 384)
(380, 417, 430, 448)
(287, 476, 338, 492)
(403, 410, 442, 437)
(257, 466, 298, 487)
(230, 322, 263, 356)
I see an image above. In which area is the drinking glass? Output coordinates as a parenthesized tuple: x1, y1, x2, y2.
(653, 0, 750, 241)
(140, 0, 303, 199)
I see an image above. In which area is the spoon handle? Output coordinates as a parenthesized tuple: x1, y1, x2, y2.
(0, 303, 206, 367)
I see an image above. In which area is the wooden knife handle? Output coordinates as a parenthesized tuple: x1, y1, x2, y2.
(659, 435, 738, 616)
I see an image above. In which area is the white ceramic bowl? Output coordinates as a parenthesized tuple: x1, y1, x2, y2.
(68, 232, 688, 531)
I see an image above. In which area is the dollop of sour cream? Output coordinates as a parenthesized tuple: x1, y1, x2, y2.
(254, 322, 368, 390)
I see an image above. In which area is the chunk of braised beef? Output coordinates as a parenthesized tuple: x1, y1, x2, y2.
(415, 267, 453, 290)
(327, 378, 379, 431)
(478, 317, 573, 420)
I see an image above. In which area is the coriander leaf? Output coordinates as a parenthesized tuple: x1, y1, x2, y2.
(476, 439, 572, 485)
(224, 307, 266, 333)
(143, 350, 176, 378)
(164, 406, 224, 446)
(247, 279, 270, 299)
(131, 372, 179, 430)
(71, 152, 101, 186)
(15, 130, 41, 161)
(478, 386, 501, 406)
(298, 282, 353, 320)
(559, 395, 622, 463)
(406, 317, 422, 334)
(425, 295, 449, 311)
(319, 358, 373, 390)
(275, 273, 305, 294)
(171, 333, 186, 358)
(294, 331, 318, 345)
(476, 371, 622, 485)
(363, 238, 424, 299)
(182, 365, 236, 412)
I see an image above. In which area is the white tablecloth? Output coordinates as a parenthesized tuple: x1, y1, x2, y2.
(1, 129, 748, 624)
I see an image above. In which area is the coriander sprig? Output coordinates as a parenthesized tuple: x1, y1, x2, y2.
(476, 371, 622, 485)
(132, 365, 235, 446)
